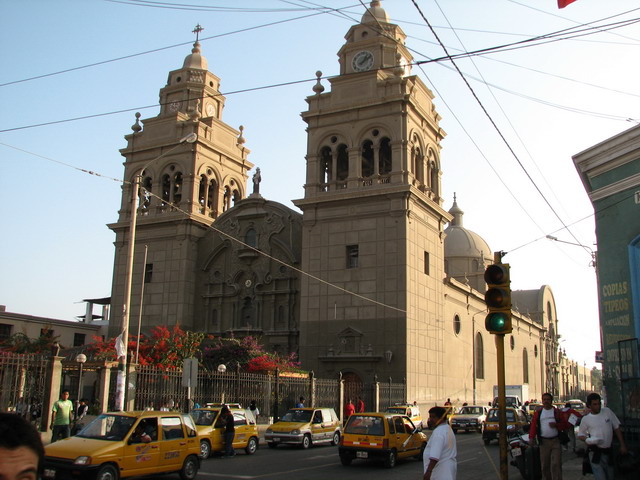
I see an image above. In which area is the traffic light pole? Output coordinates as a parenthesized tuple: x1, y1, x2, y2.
(496, 333, 508, 480)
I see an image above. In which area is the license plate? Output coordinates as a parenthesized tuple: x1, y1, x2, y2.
(43, 469, 56, 478)
(511, 447, 521, 457)
(356, 451, 368, 458)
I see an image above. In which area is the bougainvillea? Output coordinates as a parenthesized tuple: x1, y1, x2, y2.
(203, 336, 301, 373)
(0, 328, 59, 354)
(88, 324, 206, 371)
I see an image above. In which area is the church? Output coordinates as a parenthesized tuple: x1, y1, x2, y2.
(108, 1, 566, 405)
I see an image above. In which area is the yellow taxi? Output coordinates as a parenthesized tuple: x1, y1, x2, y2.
(384, 404, 423, 430)
(43, 410, 200, 480)
(190, 406, 259, 458)
(339, 412, 427, 468)
(526, 402, 541, 419)
(265, 407, 341, 449)
(482, 407, 529, 445)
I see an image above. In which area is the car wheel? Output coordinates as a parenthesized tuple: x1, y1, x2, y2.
(302, 434, 311, 449)
(245, 436, 258, 455)
(340, 455, 352, 466)
(96, 465, 118, 480)
(384, 449, 397, 468)
(331, 431, 340, 446)
(179, 455, 199, 480)
(267, 442, 277, 448)
(199, 439, 211, 459)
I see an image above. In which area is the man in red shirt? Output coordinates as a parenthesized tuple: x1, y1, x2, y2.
(344, 399, 355, 424)
(356, 396, 365, 413)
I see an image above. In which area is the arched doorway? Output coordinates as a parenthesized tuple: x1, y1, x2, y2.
(343, 372, 364, 414)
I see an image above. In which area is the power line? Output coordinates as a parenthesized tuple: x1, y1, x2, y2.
(410, 0, 593, 257)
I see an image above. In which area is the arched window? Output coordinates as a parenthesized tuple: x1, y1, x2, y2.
(232, 189, 241, 207)
(361, 140, 374, 177)
(379, 137, 392, 175)
(161, 174, 171, 205)
(245, 228, 257, 248)
(173, 172, 183, 204)
(336, 144, 349, 181)
(223, 186, 231, 212)
(523, 348, 529, 383)
(413, 146, 424, 183)
(320, 146, 332, 185)
(475, 332, 484, 379)
(198, 174, 207, 212)
(547, 301, 553, 324)
(140, 176, 152, 214)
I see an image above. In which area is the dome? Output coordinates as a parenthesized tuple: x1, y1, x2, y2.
(361, 0, 389, 24)
(182, 41, 208, 70)
(444, 197, 491, 260)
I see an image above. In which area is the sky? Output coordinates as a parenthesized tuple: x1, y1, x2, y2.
(2, 0, 639, 369)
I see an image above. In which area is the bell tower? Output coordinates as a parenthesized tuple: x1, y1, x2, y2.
(108, 28, 253, 337)
(294, 1, 452, 400)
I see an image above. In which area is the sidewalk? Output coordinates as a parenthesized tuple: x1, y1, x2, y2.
(562, 451, 586, 480)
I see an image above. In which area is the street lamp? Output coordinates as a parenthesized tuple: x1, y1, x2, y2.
(115, 128, 198, 411)
(217, 364, 227, 404)
(545, 235, 596, 267)
(75, 353, 87, 407)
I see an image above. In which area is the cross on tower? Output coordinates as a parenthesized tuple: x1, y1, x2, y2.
(192, 24, 204, 42)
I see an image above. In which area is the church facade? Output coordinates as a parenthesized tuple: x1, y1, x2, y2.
(108, 1, 563, 405)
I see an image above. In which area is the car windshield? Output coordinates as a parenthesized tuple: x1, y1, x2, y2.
(190, 409, 218, 426)
(459, 407, 483, 415)
(344, 415, 385, 436)
(385, 407, 406, 414)
(281, 409, 312, 423)
(487, 410, 516, 422)
(76, 414, 136, 441)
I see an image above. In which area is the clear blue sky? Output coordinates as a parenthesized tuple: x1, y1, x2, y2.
(2, 0, 639, 368)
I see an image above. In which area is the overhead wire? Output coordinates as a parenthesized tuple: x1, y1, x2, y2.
(410, 0, 593, 258)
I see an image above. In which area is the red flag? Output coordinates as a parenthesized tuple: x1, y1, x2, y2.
(558, 0, 577, 8)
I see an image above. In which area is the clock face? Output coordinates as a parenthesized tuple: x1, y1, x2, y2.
(245, 279, 252, 288)
(169, 101, 180, 112)
(205, 103, 215, 116)
(352, 50, 374, 72)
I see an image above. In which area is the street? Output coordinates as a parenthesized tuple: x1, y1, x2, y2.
(194, 433, 525, 480)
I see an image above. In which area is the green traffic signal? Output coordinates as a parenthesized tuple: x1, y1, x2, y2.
(484, 261, 512, 334)
(485, 312, 510, 332)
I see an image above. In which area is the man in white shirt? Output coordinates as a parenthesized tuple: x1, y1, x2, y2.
(578, 393, 627, 480)
(528, 392, 569, 480)
(423, 406, 457, 480)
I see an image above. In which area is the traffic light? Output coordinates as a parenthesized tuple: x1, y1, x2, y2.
(484, 263, 512, 334)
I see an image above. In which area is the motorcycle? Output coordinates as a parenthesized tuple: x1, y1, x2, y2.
(508, 432, 541, 480)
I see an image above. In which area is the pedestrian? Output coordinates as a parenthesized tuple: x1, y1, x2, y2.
(220, 405, 235, 458)
(423, 406, 457, 480)
(577, 392, 628, 480)
(344, 398, 355, 424)
(0, 412, 45, 480)
(76, 399, 88, 422)
(249, 400, 260, 421)
(444, 398, 452, 406)
(295, 396, 305, 408)
(50, 390, 74, 442)
(15, 397, 28, 418)
(356, 396, 365, 413)
(528, 392, 570, 480)
(560, 401, 582, 452)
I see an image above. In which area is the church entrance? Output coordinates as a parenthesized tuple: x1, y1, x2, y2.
(343, 371, 364, 411)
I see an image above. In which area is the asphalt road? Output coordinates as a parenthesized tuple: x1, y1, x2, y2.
(195, 432, 526, 480)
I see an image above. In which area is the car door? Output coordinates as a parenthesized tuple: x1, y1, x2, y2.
(392, 416, 411, 456)
(123, 417, 160, 476)
(310, 409, 324, 442)
(232, 411, 249, 448)
(158, 416, 186, 470)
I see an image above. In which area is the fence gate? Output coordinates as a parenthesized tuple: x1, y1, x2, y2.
(0, 352, 49, 419)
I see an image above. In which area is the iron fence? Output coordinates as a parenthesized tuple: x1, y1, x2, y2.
(0, 352, 49, 420)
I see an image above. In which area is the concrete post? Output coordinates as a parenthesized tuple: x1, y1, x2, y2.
(41, 354, 64, 434)
(97, 363, 112, 413)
